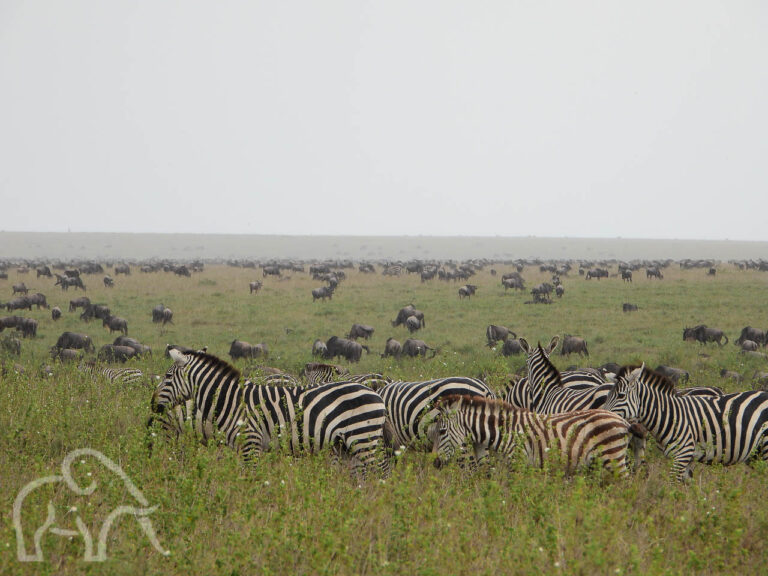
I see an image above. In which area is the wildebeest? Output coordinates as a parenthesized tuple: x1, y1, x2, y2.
(16, 318, 37, 338)
(323, 336, 369, 363)
(585, 268, 608, 280)
(502, 276, 525, 291)
(348, 323, 375, 340)
(69, 296, 91, 312)
(622, 303, 638, 312)
(249, 281, 263, 294)
(81, 304, 110, 322)
(646, 267, 663, 279)
(51, 306, 62, 321)
(114, 263, 131, 275)
(152, 304, 165, 323)
(683, 325, 729, 346)
(26, 293, 49, 309)
(5, 297, 32, 311)
(262, 265, 281, 278)
(55, 331, 95, 353)
(113, 336, 152, 357)
(103, 275, 114, 288)
(98, 344, 137, 363)
(381, 337, 402, 359)
(621, 269, 633, 282)
(161, 307, 173, 326)
(555, 285, 565, 298)
(719, 368, 743, 384)
(50, 347, 82, 363)
(0, 316, 23, 331)
(312, 339, 328, 357)
(500, 338, 525, 356)
(392, 305, 426, 329)
(36, 265, 52, 278)
(405, 315, 422, 333)
(486, 325, 516, 347)
(401, 338, 437, 358)
(560, 334, 589, 356)
(311, 286, 334, 302)
(654, 364, 690, 384)
(229, 339, 269, 360)
(740, 340, 760, 352)
(458, 285, 477, 299)
(55, 274, 86, 291)
(12, 283, 28, 295)
(1, 335, 21, 356)
(735, 326, 766, 347)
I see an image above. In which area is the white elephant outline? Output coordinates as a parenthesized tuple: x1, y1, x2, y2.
(13, 448, 169, 562)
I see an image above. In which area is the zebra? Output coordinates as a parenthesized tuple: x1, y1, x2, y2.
(78, 361, 145, 386)
(519, 336, 613, 413)
(432, 394, 646, 477)
(151, 349, 390, 477)
(601, 364, 768, 482)
(376, 377, 495, 450)
(503, 368, 609, 410)
(346, 373, 393, 391)
(303, 362, 351, 385)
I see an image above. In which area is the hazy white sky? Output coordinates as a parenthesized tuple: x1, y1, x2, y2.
(1, 1, 766, 239)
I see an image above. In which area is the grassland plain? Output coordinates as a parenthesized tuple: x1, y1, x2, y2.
(1, 261, 768, 575)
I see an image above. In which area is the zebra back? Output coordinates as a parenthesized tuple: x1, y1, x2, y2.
(503, 369, 609, 409)
(303, 362, 351, 385)
(79, 361, 144, 386)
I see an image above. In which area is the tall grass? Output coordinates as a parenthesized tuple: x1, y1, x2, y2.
(1, 263, 767, 575)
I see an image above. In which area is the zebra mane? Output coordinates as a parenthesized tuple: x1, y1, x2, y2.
(617, 364, 677, 395)
(188, 350, 242, 382)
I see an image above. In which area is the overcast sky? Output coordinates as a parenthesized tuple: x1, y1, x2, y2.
(1, 2, 766, 239)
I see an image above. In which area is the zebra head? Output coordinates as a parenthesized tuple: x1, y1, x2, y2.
(151, 348, 195, 414)
(601, 364, 645, 422)
(519, 336, 561, 407)
(431, 396, 469, 469)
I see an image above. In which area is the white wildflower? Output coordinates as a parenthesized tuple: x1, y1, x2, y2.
(264, 480, 270, 486)
(69, 506, 77, 513)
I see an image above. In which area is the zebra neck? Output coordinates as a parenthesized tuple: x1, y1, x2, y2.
(637, 385, 683, 441)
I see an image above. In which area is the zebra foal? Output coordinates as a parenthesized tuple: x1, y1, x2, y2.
(432, 394, 646, 478)
(78, 360, 145, 386)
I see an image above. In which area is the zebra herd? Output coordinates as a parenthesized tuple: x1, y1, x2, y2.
(144, 338, 768, 484)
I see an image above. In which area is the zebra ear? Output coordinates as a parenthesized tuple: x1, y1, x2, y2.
(518, 338, 530, 353)
(546, 335, 560, 354)
(168, 348, 188, 366)
(627, 364, 644, 388)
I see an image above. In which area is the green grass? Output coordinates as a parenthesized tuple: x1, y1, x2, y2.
(2, 263, 768, 575)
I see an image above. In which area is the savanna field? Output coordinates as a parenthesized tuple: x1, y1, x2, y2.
(2, 259, 768, 575)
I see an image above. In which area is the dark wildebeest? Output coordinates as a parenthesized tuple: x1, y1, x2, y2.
(98, 344, 137, 363)
(81, 304, 110, 322)
(51, 306, 62, 321)
(585, 268, 608, 280)
(103, 275, 114, 288)
(113, 336, 152, 357)
(55, 332, 95, 353)
(1, 335, 21, 356)
(69, 296, 91, 312)
(720, 369, 743, 385)
(741, 340, 760, 352)
(622, 303, 638, 312)
(12, 283, 28, 295)
(502, 276, 525, 291)
(312, 339, 328, 357)
(17, 318, 37, 338)
(36, 265, 52, 278)
(323, 336, 369, 363)
(152, 304, 165, 323)
(654, 365, 690, 384)
(560, 334, 589, 356)
(114, 263, 131, 275)
(646, 267, 663, 279)
(735, 326, 767, 347)
(381, 337, 402, 359)
(229, 340, 269, 360)
(599, 362, 623, 380)
(683, 325, 729, 346)
(5, 297, 32, 311)
(621, 269, 633, 282)
(555, 285, 565, 298)
(401, 338, 437, 358)
(486, 325, 515, 347)
(348, 323, 375, 340)
(392, 305, 426, 329)
(249, 281, 263, 294)
(0, 316, 23, 331)
(405, 315, 422, 333)
(50, 347, 82, 363)
(311, 286, 334, 302)
(262, 265, 281, 278)
(458, 285, 478, 299)
(25, 293, 49, 309)
(500, 338, 525, 356)
(161, 307, 173, 326)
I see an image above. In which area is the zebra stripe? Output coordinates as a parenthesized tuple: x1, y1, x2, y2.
(303, 363, 350, 385)
(433, 394, 645, 477)
(151, 350, 390, 477)
(602, 364, 768, 482)
(78, 361, 144, 386)
(377, 377, 495, 449)
(520, 337, 613, 413)
(346, 373, 393, 391)
(503, 369, 608, 409)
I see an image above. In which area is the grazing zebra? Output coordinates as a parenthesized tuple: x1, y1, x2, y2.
(346, 373, 393, 391)
(151, 349, 390, 477)
(376, 377, 495, 450)
(503, 368, 608, 409)
(303, 362, 350, 385)
(432, 395, 646, 477)
(78, 361, 145, 386)
(520, 337, 613, 413)
(602, 364, 768, 482)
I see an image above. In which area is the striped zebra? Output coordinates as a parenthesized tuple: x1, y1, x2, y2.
(432, 394, 646, 477)
(151, 349, 390, 477)
(303, 362, 350, 385)
(377, 377, 495, 450)
(78, 361, 144, 386)
(520, 337, 613, 413)
(503, 368, 608, 409)
(602, 364, 768, 482)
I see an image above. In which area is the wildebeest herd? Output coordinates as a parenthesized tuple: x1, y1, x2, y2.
(3, 255, 768, 486)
